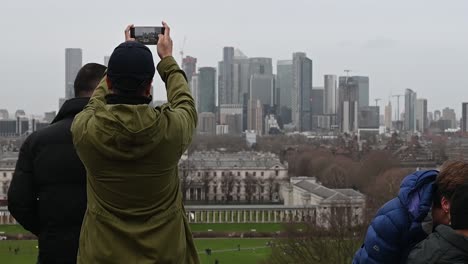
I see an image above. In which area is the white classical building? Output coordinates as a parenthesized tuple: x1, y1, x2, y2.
(179, 151, 288, 203)
(0, 152, 16, 200)
(281, 177, 366, 226)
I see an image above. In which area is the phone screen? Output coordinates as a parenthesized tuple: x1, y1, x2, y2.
(131, 27, 165, 45)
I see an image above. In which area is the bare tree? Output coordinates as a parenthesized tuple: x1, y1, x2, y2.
(179, 161, 195, 202)
(243, 173, 257, 203)
(221, 171, 236, 202)
(264, 204, 365, 264)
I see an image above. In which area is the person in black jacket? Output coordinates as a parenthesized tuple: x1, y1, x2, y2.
(407, 184, 468, 264)
(8, 63, 106, 264)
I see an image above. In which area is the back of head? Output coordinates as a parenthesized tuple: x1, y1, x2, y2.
(74, 63, 107, 97)
(434, 160, 468, 208)
(450, 184, 468, 230)
(107, 41, 155, 96)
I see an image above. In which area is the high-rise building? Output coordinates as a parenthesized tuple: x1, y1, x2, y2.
(65, 48, 83, 99)
(219, 104, 243, 135)
(182, 56, 197, 83)
(338, 76, 359, 132)
(355, 76, 369, 108)
(311, 87, 324, 116)
(218, 47, 235, 106)
(248, 100, 263, 135)
(358, 106, 380, 129)
(292, 52, 313, 132)
(197, 112, 216, 135)
(250, 74, 275, 107)
(415, 98, 428, 133)
(324, 75, 337, 115)
(0, 119, 17, 137)
(249, 58, 273, 76)
(427, 112, 434, 125)
(277, 60, 293, 124)
(462, 103, 468, 133)
(404, 89, 417, 132)
(198, 67, 216, 114)
(384, 101, 392, 130)
(190, 75, 199, 112)
(104, 56, 111, 67)
(442, 107, 457, 129)
(434, 110, 441, 121)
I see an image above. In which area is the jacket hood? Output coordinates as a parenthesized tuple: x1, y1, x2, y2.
(52, 97, 89, 124)
(88, 102, 166, 161)
(398, 170, 438, 221)
(436, 225, 468, 254)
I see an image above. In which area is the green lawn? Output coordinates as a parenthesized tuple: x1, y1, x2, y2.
(0, 225, 31, 235)
(0, 239, 271, 264)
(1, 223, 286, 235)
(190, 223, 284, 233)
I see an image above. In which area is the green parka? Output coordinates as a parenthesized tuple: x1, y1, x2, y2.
(71, 56, 199, 264)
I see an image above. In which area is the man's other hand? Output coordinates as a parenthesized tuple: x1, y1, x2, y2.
(125, 24, 135, 42)
(157, 21, 173, 59)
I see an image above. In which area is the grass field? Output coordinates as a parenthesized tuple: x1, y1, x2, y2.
(0, 238, 271, 264)
(190, 223, 284, 233)
(1, 223, 286, 235)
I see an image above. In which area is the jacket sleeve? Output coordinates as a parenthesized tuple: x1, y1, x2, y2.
(353, 198, 408, 264)
(157, 56, 198, 152)
(7, 136, 40, 236)
(71, 76, 109, 146)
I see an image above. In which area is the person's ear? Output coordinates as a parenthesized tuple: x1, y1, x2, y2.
(106, 77, 113, 92)
(441, 196, 451, 214)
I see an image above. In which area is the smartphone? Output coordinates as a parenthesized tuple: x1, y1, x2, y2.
(130, 26, 165, 45)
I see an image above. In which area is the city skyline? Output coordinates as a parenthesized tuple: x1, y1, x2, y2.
(1, 0, 467, 117)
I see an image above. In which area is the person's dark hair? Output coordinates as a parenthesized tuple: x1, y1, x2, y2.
(74, 63, 107, 97)
(433, 160, 468, 208)
(450, 184, 468, 230)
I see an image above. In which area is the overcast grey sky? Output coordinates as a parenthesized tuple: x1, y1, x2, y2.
(1, 0, 467, 117)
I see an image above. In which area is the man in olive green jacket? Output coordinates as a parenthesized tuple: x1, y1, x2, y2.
(71, 22, 199, 263)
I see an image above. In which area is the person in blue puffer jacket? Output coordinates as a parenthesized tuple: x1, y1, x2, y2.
(353, 169, 439, 264)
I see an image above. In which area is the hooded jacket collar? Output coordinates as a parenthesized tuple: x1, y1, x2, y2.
(436, 225, 468, 253)
(52, 97, 90, 124)
(105, 94, 152, 105)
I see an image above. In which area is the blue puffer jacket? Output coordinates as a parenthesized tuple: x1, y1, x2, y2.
(353, 170, 438, 264)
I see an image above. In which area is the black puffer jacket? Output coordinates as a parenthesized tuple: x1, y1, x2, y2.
(8, 98, 89, 264)
(407, 224, 468, 264)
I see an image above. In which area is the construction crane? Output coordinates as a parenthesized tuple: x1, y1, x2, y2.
(374, 98, 381, 107)
(179, 36, 187, 65)
(392, 94, 404, 121)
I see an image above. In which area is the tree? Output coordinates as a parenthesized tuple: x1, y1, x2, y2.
(243, 173, 257, 203)
(264, 204, 365, 264)
(221, 171, 236, 202)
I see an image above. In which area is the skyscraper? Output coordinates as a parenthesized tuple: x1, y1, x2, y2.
(65, 48, 83, 99)
(434, 110, 441, 121)
(250, 74, 275, 107)
(248, 100, 263, 135)
(182, 56, 197, 83)
(197, 112, 216, 135)
(415, 98, 428, 133)
(249, 57, 273, 76)
(190, 75, 199, 112)
(462, 103, 468, 133)
(338, 76, 359, 132)
(384, 101, 392, 130)
(358, 106, 380, 129)
(404, 88, 417, 132)
(355, 76, 370, 107)
(311, 87, 324, 116)
(277, 60, 293, 124)
(292, 52, 313, 132)
(324, 75, 337, 115)
(198, 67, 216, 114)
(218, 47, 235, 105)
(442, 107, 457, 129)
